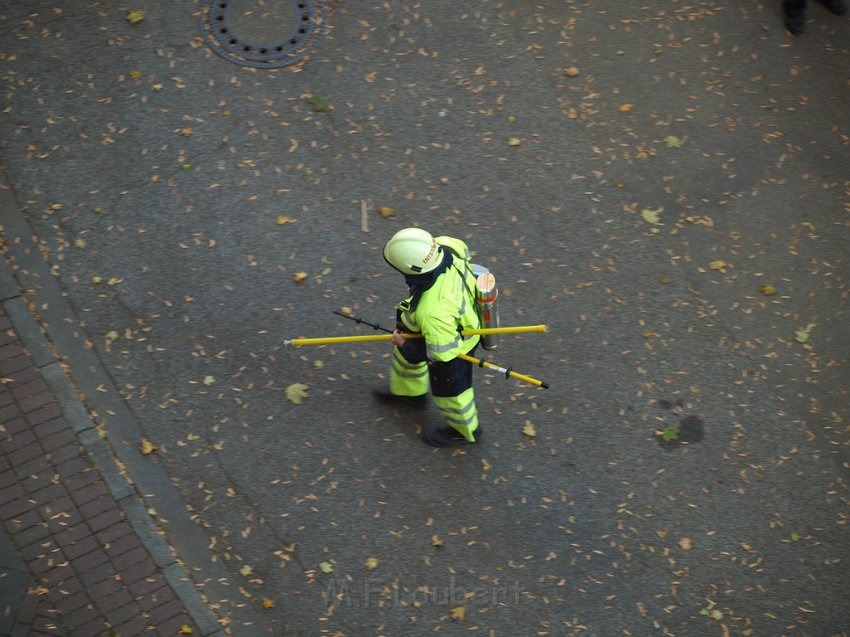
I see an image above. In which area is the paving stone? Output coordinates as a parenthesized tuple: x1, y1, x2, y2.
(122, 561, 158, 589)
(0, 415, 28, 436)
(17, 391, 54, 415)
(39, 428, 77, 454)
(96, 519, 133, 544)
(71, 547, 109, 573)
(79, 494, 117, 520)
(154, 612, 195, 637)
(62, 535, 101, 561)
(0, 496, 34, 520)
(97, 586, 134, 614)
(54, 456, 90, 480)
(106, 600, 143, 631)
(113, 614, 153, 637)
(12, 520, 51, 548)
(5, 508, 42, 533)
(38, 495, 75, 522)
(69, 480, 109, 508)
(0, 426, 37, 453)
(78, 560, 117, 587)
(0, 354, 30, 376)
(113, 545, 151, 572)
(13, 454, 51, 481)
(137, 584, 172, 612)
(87, 506, 125, 534)
(128, 573, 164, 598)
(104, 532, 142, 559)
(0, 481, 25, 507)
(7, 440, 44, 466)
(11, 377, 48, 402)
(51, 589, 90, 615)
(31, 417, 68, 440)
(73, 615, 110, 636)
(45, 442, 83, 466)
(28, 483, 67, 508)
(51, 523, 91, 551)
(24, 403, 62, 427)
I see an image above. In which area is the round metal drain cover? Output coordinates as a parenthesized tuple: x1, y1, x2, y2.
(200, 0, 328, 68)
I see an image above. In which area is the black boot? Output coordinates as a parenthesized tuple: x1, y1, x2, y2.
(783, 0, 807, 34)
(371, 386, 428, 409)
(821, 0, 847, 14)
(423, 425, 483, 447)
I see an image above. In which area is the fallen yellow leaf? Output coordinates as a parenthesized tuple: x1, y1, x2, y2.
(563, 66, 580, 77)
(450, 606, 466, 621)
(319, 561, 334, 574)
(140, 439, 157, 455)
(679, 537, 693, 550)
(179, 625, 193, 635)
(508, 137, 522, 147)
(277, 215, 292, 225)
(292, 272, 308, 283)
(708, 260, 728, 273)
(618, 103, 634, 113)
(365, 557, 379, 570)
(240, 565, 253, 576)
(522, 421, 537, 437)
(129, 70, 143, 81)
(758, 283, 777, 296)
(286, 383, 309, 405)
(126, 9, 145, 25)
(262, 598, 275, 609)
(378, 206, 396, 218)
(432, 535, 445, 548)
(794, 326, 813, 343)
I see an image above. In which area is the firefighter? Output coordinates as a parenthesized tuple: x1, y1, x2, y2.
(372, 227, 483, 447)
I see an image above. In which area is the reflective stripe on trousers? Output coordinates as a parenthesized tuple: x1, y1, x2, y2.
(388, 347, 480, 442)
(433, 387, 479, 442)
(389, 347, 429, 396)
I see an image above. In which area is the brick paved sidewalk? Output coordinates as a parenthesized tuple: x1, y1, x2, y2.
(0, 304, 201, 637)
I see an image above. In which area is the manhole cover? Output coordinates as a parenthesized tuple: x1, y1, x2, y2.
(199, 0, 328, 68)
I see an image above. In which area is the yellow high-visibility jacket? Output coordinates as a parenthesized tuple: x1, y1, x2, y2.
(397, 236, 481, 362)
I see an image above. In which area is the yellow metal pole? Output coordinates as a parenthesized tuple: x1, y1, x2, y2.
(458, 353, 549, 389)
(284, 324, 547, 347)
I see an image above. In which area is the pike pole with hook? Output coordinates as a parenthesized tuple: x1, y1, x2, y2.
(282, 312, 550, 389)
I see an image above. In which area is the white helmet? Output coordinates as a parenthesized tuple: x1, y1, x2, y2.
(383, 228, 443, 275)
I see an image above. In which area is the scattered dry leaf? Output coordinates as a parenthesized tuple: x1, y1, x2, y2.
(126, 9, 145, 25)
(286, 383, 309, 404)
(450, 606, 466, 621)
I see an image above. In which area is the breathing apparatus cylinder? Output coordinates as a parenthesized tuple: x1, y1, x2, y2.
(471, 265, 500, 351)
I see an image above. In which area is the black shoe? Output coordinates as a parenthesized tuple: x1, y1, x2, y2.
(822, 0, 847, 15)
(783, 0, 806, 34)
(423, 425, 483, 447)
(371, 386, 428, 409)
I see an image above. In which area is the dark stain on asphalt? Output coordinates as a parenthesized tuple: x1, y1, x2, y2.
(658, 415, 705, 449)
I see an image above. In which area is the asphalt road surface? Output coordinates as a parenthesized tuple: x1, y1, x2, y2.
(1, 1, 848, 636)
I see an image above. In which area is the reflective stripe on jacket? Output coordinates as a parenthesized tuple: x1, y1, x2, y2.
(397, 236, 480, 362)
